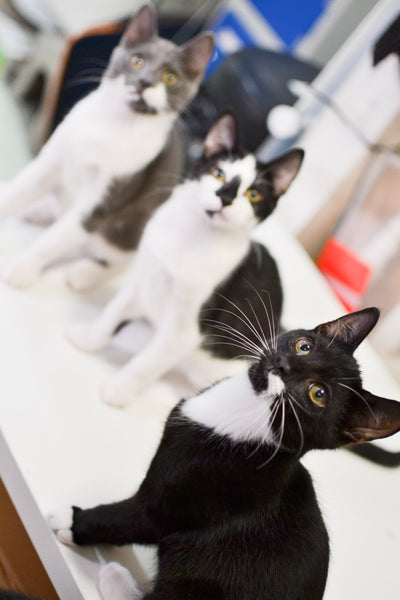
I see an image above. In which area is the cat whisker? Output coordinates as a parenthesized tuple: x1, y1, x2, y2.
(244, 296, 272, 355)
(287, 396, 304, 456)
(287, 392, 313, 417)
(203, 335, 259, 360)
(201, 316, 265, 357)
(175, 116, 192, 139)
(243, 279, 279, 353)
(327, 325, 341, 348)
(245, 399, 281, 459)
(208, 295, 271, 357)
(65, 75, 103, 89)
(204, 321, 264, 354)
(337, 382, 376, 419)
(256, 396, 286, 469)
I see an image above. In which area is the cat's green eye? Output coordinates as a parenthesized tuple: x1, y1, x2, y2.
(130, 55, 145, 68)
(295, 338, 314, 355)
(245, 188, 262, 203)
(210, 167, 226, 182)
(308, 384, 328, 407)
(163, 70, 179, 85)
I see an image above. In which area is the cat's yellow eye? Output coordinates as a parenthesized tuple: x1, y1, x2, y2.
(295, 338, 314, 355)
(245, 188, 262, 203)
(210, 167, 226, 182)
(163, 70, 179, 85)
(308, 384, 327, 407)
(130, 55, 145, 68)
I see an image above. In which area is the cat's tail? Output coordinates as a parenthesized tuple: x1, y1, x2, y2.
(347, 443, 400, 468)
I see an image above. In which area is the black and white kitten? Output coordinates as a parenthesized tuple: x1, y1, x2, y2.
(50, 307, 400, 600)
(66, 112, 303, 407)
(0, 4, 213, 290)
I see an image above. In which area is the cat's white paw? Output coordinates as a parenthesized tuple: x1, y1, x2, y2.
(101, 380, 136, 408)
(66, 259, 108, 293)
(48, 507, 75, 546)
(23, 204, 58, 226)
(66, 320, 109, 353)
(3, 257, 41, 288)
(98, 562, 141, 600)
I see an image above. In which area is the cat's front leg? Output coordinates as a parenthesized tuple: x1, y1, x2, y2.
(2, 207, 90, 288)
(66, 235, 132, 292)
(49, 494, 162, 547)
(0, 144, 60, 220)
(98, 563, 143, 600)
(101, 318, 199, 407)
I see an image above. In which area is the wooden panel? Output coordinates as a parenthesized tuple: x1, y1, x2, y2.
(0, 478, 59, 599)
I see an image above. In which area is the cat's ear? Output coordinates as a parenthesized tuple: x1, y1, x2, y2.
(180, 32, 214, 80)
(204, 112, 238, 158)
(260, 149, 304, 198)
(315, 307, 380, 352)
(121, 4, 158, 47)
(344, 390, 400, 443)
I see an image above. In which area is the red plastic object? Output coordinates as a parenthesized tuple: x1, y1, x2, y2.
(317, 237, 372, 312)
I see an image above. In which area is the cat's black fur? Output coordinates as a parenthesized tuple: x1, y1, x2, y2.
(200, 241, 282, 360)
(60, 308, 400, 599)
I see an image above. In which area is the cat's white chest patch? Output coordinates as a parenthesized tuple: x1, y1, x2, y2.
(181, 372, 277, 445)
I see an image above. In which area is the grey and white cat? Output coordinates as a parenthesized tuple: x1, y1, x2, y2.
(0, 4, 213, 290)
(67, 112, 303, 407)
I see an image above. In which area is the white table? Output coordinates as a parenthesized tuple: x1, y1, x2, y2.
(0, 80, 399, 600)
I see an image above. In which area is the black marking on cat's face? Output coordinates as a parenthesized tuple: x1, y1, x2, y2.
(104, 5, 213, 115)
(249, 308, 400, 454)
(191, 113, 304, 225)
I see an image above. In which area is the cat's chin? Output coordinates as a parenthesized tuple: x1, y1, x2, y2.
(129, 98, 157, 115)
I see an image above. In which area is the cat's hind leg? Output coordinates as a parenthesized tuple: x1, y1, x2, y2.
(22, 193, 64, 226)
(98, 563, 143, 600)
(66, 234, 132, 292)
(66, 272, 140, 352)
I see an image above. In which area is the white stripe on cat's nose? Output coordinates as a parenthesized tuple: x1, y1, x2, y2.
(267, 373, 285, 398)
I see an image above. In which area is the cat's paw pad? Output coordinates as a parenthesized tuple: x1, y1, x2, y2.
(66, 259, 107, 293)
(101, 380, 135, 409)
(3, 258, 40, 288)
(48, 507, 75, 545)
(98, 563, 140, 600)
(66, 321, 108, 353)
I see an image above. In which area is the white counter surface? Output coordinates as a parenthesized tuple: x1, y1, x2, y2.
(0, 81, 399, 600)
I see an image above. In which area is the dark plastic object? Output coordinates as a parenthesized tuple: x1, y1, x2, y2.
(182, 47, 319, 153)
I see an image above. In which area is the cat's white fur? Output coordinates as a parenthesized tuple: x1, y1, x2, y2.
(98, 562, 142, 600)
(1, 74, 176, 289)
(48, 506, 74, 545)
(67, 154, 262, 407)
(182, 371, 284, 444)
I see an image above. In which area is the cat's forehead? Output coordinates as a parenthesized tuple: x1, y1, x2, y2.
(112, 37, 180, 69)
(218, 154, 257, 182)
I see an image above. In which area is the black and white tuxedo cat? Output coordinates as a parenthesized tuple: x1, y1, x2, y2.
(50, 307, 400, 600)
(0, 4, 213, 290)
(67, 112, 303, 407)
